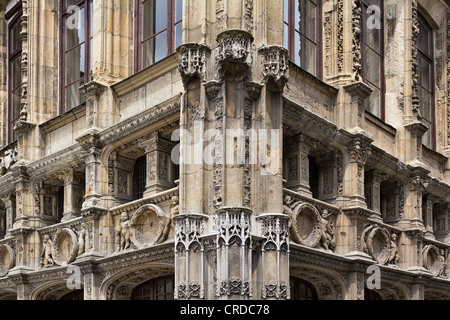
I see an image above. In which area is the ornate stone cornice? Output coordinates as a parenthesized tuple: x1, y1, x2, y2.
(99, 95, 181, 147)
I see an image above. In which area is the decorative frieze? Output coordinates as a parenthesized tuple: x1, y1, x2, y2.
(351, 0, 362, 82)
(411, 0, 420, 115)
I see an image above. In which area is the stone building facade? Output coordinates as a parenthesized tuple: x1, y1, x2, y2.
(0, 0, 448, 300)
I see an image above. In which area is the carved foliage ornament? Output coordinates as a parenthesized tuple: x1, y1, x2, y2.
(216, 30, 253, 80)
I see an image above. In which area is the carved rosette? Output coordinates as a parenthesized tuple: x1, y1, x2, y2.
(130, 204, 168, 248)
(0, 244, 15, 277)
(290, 203, 323, 248)
(216, 30, 253, 80)
(361, 225, 391, 265)
(258, 46, 289, 92)
(52, 228, 79, 266)
(177, 43, 210, 84)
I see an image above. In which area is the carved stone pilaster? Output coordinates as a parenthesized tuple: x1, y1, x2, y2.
(177, 43, 210, 84)
(257, 213, 290, 300)
(258, 46, 289, 92)
(216, 207, 252, 299)
(351, 0, 362, 82)
(216, 30, 253, 81)
(411, 0, 420, 116)
(79, 81, 107, 129)
(174, 213, 208, 300)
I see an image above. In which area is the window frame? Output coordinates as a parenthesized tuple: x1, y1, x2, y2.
(134, 0, 183, 73)
(290, 276, 318, 300)
(131, 276, 174, 300)
(59, 0, 93, 114)
(361, 0, 386, 121)
(416, 14, 436, 150)
(284, 0, 323, 80)
(7, 4, 23, 143)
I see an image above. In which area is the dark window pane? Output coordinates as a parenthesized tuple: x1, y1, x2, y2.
(364, 47, 381, 86)
(142, 0, 167, 40)
(66, 44, 86, 84)
(364, 21, 381, 53)
(10, 21, 21, 54)
(299, 0, 316, 40)
(300, 36, 316, 74)
(12, 90, 21, 121)
(418, 87, 431, 121)
(65, 80, 85, 111)
(65, 7, 86, 49)
(11, 57, 21, 90)
(417, 19, 430, 54)
(154, 31, 168, 63)
(418, 55, 431, 91)
(64, 0, 80, 10)
(364, 85, 381, 117)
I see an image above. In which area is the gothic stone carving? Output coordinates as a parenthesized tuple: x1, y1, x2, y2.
(130, 204, 168, 248)
(216, 30, 253, 80)
(258, 46, 289, 91)
(0, 244, 15, 277)
(177, 43, 210, 84)
(52, 228, 79, 266)
(0, 146, 18, 176)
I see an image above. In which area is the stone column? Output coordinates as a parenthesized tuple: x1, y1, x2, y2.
(174, 213, 209, 300)
(346, 271, 365, 300)
(79, 264, 100, 300)
(215, 208, 253, 300)
(59, 169, 84, 222)
(76, 131, 103, 210)
(257, 213, 290, 300)
(79, 81, 107, 131)
(344, 136, 372, 208)
(364, 170, 387, 221)
(138, 132, 176, 197)
(403, 175, 429, 229)
(1, 195, 15, 237)
(410, 283, 425, 300)
(422, 195, 436, 240)
(11, 166, 32, 229)
(284, 134, 315, 197)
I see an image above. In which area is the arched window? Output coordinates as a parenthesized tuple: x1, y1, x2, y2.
(135, 0, 183, 72)
(131, 276, 174, 300)
(290, 277, 318, 300)
(417, 15, 435, 150)
(283, 0, 323, 79)
(364, 288, 382, 300)
(361, 0, 385, 120)
(60, 289, 84, 300)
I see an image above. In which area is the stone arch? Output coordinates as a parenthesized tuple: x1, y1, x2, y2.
(417, 0, 447, 29)
(424, 289, 450, 300)
(31, 280, 84, 300)
(0, 288, 17, 300)
(100, 263, 174, 300)
(368, 279, 411, 300)
(290, 264, 348, 300)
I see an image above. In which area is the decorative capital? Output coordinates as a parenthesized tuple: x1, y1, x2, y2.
(216, 30, 253, 81)
(409, 176, 429, 192)
(177, 43, 210, 84)
(79, 81, 107, 99)
(258, 45, 289, 92)
(348, 137, 372, 164)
